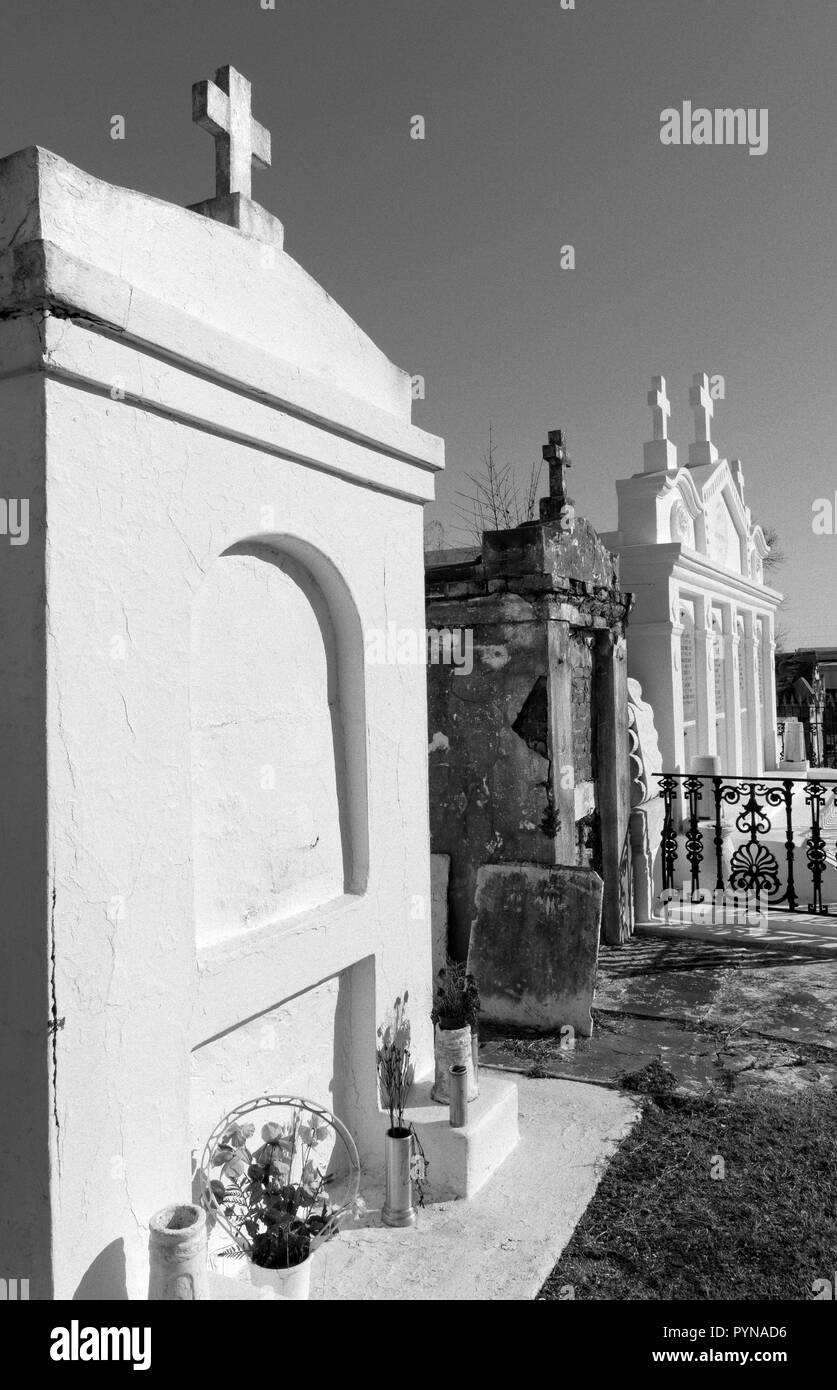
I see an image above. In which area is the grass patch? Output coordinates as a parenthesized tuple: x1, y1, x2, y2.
(619, 1058, 678, 1095)
(539, 1085, 837, 1300)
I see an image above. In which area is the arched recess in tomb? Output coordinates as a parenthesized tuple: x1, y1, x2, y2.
(189, 536, 369, 947)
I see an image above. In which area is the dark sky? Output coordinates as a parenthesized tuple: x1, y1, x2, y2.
(2, 0, 835, 645)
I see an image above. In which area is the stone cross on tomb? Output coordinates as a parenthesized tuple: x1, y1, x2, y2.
(643, 374, 677, 473)
(189, 65, 283, 246)
(193, 65, 271, 200)
(542, 429, 574, 508)
(648, 375, 671, 441)
(688, 371, 719, 465)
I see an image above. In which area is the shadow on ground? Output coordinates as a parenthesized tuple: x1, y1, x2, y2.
(479, 933, 837, 1098)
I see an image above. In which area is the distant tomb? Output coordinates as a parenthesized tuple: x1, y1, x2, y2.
(601, 374, 783, 776)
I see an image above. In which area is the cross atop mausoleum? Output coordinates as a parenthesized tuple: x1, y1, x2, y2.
(539, 429, 576, 523)
(643, 374, 677, 473)
(688, 371, 719, 465)
(648, 375, 671, 441)
(543, 429, 573, 505)
(189, 65, 283, 246)
(193, 65, 270, 200)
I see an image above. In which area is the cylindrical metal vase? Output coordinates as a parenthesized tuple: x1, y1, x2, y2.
(471, 1027, 480, 1090)
(449, 1064, 469, 1128)
(432, 1025, 478, 1103)
(381, 1128, 416, 1228)
(148, 1203, 210, 1300)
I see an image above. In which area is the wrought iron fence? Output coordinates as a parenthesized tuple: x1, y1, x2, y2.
(658, 773, 837, 915)
(825, 706, 837, 767)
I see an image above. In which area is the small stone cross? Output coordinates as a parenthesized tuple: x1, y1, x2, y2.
(648, 375, 671, 441)
(687, 371, 720, 466)
(542, 429, 573, 507)
(192, 65, 271, 202)
(689, 372, 714, 446)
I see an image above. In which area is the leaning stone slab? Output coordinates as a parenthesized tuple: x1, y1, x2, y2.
(467, 864, 602, 1036)
(430, 852, 451, 978)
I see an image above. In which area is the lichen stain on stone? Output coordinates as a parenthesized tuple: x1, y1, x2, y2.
(477, 644, 510, 670)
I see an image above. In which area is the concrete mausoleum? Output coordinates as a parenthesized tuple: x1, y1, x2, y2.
(602, 374, 783, 777)
(0, 68, 446, 1299)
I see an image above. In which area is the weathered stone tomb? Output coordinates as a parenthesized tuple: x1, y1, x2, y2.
(426, 433, 633, 1034)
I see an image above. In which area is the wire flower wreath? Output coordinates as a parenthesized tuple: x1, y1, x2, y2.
(197, 1094, 361, 1269)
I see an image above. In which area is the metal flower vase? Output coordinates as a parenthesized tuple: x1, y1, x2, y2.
(382, 1127, 416, 1228)
(449, 1063, 469, 1128)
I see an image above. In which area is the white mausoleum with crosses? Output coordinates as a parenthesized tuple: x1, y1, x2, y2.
(602, 373, 782, 777)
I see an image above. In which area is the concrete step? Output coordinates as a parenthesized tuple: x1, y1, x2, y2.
(207, 1072, 639, 1301)
(311, 1073, 638, 1301)
(406, 1071, 519, 1200)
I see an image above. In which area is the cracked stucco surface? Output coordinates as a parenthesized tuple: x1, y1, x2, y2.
(0, 142, 444, 1299)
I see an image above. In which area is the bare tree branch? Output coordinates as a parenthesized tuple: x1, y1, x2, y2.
(761, 524, 785, 573)
(453, 426, 544, 545)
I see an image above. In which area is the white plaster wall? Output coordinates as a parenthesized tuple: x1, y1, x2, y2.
(191, 550, 345, 944)
(42, 376, 436, 1299)
(0, 145, 442, 1302)
(610, 511, 783, 773)
(190, 975, 340, 1152)
(706, 492, 742, 573)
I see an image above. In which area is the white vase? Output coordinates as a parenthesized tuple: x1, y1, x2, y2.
(247, 1254, 312, 1301)
(432, 1025, 478, 1103)
(148, 1203, 210, 1300)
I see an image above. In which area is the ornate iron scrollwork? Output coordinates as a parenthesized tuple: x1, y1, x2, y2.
(804, 781, 829, 913)
(659, 774, 680, 893)
(656, 772, 836, 917)
(728, 841, 781, 897)
(682, 775, 704, 899)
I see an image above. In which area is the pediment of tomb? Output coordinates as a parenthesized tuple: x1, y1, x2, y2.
(603, 374, 777, 589)
(611, 457, 769, 581)
(0, 145, 438, 453)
